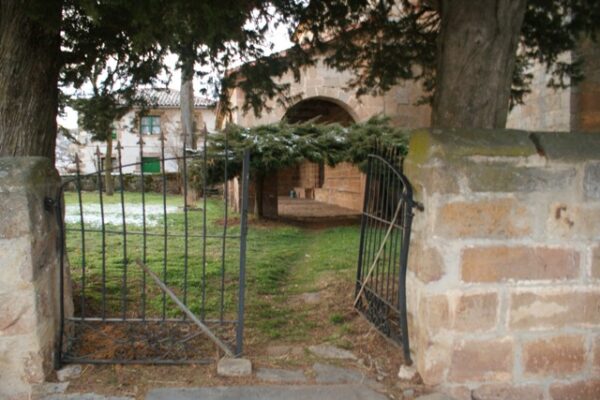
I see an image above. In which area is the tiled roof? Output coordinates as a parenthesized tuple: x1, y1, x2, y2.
(138, 89, 216, 108)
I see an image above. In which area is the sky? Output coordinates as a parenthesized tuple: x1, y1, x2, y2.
(57, 20, 294, 130)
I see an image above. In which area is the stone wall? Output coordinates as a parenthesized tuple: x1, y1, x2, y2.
(0, 158, 67, 399)
(61, 173, 183, 194)
(315, 162, 365, 211)
(403, 129, 600, 399)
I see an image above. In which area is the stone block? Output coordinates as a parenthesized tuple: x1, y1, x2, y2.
(549, 203, 600, 239)
(403, 161, 460, 195)
(549, 379, 600, 400)
(448, 338, 513, 383)
(256, 368, 307, 383)
(510, 289, 600, 329)
(467, 164, 577, 193)
(0, 191, 30, 239)
(0, 291, 35, 336)
(593, 336, 600, 370)
(421, 292, 498, 333)
(592, 246, 600, 279)
(461, 246, 579, 283)
(584, 162, 600, 200)
(216, 357, 252, 377)
(436, 199, 530, 239)
(0, 237, 31, 292)
(416, 331, 452, 386)
(471, 383, 545, 400)
(522, 335, 586, 376)
(408, 244, 444, 283)
(536, 131, 600, 162)
(406, 129, 536, 167)
(308, 344, 357, 360)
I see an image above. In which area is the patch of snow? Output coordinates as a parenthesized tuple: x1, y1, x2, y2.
(65, 203, 178, 228)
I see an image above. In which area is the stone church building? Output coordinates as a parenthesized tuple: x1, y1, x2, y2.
(223, 38, 599, 218)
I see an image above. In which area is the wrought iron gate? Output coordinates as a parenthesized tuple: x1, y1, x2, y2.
(355, 152, 416, 364)
(55, 131, 250, 365)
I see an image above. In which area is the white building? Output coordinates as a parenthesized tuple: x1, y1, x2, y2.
(65, 89, 216, 175)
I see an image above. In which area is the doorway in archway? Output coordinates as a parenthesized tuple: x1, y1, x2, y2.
(277, 97, 363, 223)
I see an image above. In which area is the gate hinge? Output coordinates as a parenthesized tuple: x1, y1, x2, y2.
(44, 197, 57, 212)
(412, 201, 424, 212)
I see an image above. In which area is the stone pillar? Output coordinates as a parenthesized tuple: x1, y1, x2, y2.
(0, 157, 63, 399)
(404, 129, 600, 399)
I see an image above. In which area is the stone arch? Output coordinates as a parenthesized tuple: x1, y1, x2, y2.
(283, 96, 359, 126)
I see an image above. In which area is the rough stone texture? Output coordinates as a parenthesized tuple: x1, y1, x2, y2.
(548, 203, 600, 239)
(397, 364, 418, 380)
(461, 246, 580, 283)
(308, 344, 357, 360)
(415, 393, 457, 400)
(594, 336, 600, 370)
(146, 384, 388, 400)
(421, 292, 498, 333)
(592, 246, 600, 279)
(549, 379, 600, 400)
(56, 364, 82, 382)
(216, 358, 252, 377)
(467, 164, 577, 194)
(0, 157, 64, 400)
(312, 363, 381, 390)
(404, 128, 600, 398)
(448, 338, 513, 383)
(436, 199, 530, 239)
(470, 384, 545, 400)
(408, 244, 444, 283)
(522, 335, 586, 376)
(510, 290, 600, 329)
(256, 368, 307, 383)
(584, 162, 600, 200)
(42, 394, 133, 400)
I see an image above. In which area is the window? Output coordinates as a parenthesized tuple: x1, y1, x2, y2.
(142, 157, 160, 173)
(141, 116, 161, 135)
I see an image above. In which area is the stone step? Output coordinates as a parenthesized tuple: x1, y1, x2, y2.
(145, 384, 388, 400)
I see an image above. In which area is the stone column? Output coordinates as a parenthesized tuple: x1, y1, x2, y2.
(403, 129, 600, 399)
(0, 157, 64, 400)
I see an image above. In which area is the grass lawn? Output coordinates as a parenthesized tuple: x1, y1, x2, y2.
(63, 191, 360, 346)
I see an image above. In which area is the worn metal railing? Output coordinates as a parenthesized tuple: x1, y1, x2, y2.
(55, 129, 250, 365)
(355, 150, 416, 364)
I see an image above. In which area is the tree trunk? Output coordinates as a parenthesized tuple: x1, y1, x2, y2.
(180, 52, 196, 150)
(431, 0, 527, 129)
(104, 135, 114, 196)
(0, 1, 62, 160)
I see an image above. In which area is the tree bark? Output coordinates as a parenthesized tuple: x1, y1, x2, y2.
(431, 0, 527, 129)
(104, 135, 114, 196)
(0, 1, 62, 160)
(180, 53, 196, 150)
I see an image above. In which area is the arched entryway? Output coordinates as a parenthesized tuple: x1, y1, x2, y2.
(283, 97, 357, 126)
(277, 97, 364, 224)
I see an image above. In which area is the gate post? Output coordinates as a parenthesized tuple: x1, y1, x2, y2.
(0, 157, 69, 399)
(403, 129, 600, 399)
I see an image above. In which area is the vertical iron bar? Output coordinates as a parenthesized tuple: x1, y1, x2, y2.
(138, 134, 148, 320)
(398, 185, 414, 365)
(201, 127, 208, 320)
(355, 156, 372, 298)
(236, 149, 250, 356)
(182, 133, 189, 314)
(117, 142, 128, 319)
(54, 188, 65, 368)
(160, 133, 168, 320)
(220, 135, 229, 323)
(386, 170, 401, 304)
(75, 157, 86, 318)
(379, 150, 393, 296)
(95, 148, 107, 319)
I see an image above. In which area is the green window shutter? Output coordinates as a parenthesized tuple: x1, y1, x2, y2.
(142, 157, 160, 173)
(111, 130, 117, 140)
